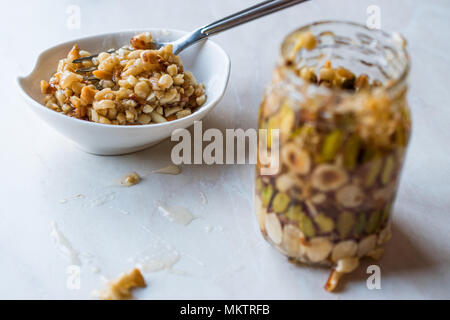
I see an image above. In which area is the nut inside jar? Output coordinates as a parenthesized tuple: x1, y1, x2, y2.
(255, 22, 410, 292)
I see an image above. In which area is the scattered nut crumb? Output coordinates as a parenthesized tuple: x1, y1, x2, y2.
(98, 268, 146, 300)
(120, 172, 141, 187)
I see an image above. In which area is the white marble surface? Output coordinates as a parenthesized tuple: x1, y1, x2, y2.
(1, 0, 450, 299)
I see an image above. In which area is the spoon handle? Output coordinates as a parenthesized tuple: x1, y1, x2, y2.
(172, 0, 309, 54)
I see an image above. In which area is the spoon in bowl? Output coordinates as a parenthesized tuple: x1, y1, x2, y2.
(73, 0, 309, 66)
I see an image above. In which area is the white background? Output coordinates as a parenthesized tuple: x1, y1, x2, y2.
(1, 0, 450, 299)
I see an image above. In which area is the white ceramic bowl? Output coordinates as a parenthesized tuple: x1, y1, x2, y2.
(17, 29, 230, 155)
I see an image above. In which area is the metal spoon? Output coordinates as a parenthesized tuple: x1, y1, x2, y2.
(73, 0, 309, 64)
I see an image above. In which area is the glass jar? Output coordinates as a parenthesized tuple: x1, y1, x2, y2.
(254, 21, 411, 290)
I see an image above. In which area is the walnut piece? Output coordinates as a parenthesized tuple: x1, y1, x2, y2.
(99, 268, 146, 300)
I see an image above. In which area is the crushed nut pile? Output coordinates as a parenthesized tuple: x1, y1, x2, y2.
(41, 32, 206, 125)
(256, 30, 410, 292)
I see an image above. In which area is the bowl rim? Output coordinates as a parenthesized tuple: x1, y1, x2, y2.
(16, 28, 231, 130)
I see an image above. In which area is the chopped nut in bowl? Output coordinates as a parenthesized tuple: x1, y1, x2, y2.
(40, 32, 206, 125)
(17, 29, 230, 155)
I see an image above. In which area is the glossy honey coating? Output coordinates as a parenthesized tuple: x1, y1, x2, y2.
(255, 30, 411, 291)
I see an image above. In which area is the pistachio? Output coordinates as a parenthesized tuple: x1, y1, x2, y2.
(289, 127, 303, 139)
(314, 213, 335, 233)
(305, 237, 333, 263)
(343, 136, 360, 170)
(357, 234, 377, 257)
(361, 146, 377, 163)
(282, 143, 311, 175)
(298, 213, 316, 238)
(353, 213, 366, 237)
(265, 213, 283, 245)
(266, 117, 278, 149)
(311, 164, 349, 192)
(290, 125, 316, 140)
(261, 185, 274, 208)
(317, 130, 343, 163)
(331, 240, 358, 262)
(381, 155, 395, 185)
(279, 103, 296, 140)
(272, 192, 291, 213)
(335, 184, 364, 208)
(337, 212, 355, 239)
(255, 178, 262, 192)
(335, 257, 359, 273)
(365, 211, 381, 234)
(381, 202, 392, 223)
(365, 157, 383, 187)
(286, 205, 305, 223)
(282, 224, 305, 258)
(395, 125, 407, 147)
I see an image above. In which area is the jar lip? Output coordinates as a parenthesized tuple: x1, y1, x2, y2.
(282, 20, 410, 95)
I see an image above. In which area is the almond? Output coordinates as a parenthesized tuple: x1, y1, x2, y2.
(265, 213, 283, 245)
(331, 240, 358, 262)
(282, 224, 305, 258)
(305, 237, 333, 263)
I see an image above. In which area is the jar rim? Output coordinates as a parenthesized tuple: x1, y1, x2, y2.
(281, 20, 410, 95)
